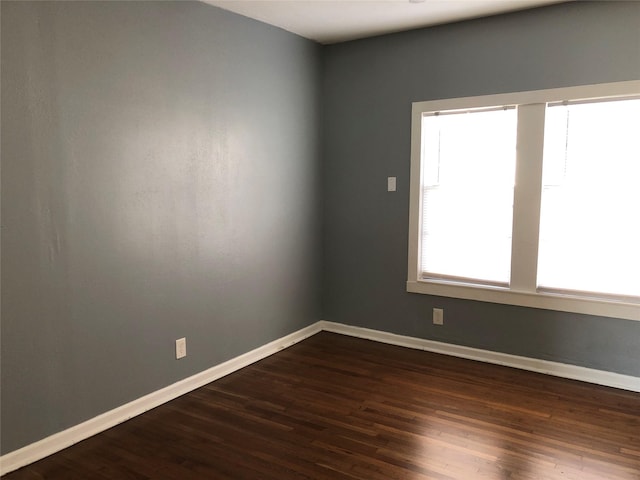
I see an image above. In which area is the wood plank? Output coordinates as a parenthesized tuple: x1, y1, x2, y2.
(4, 332, 639, 480)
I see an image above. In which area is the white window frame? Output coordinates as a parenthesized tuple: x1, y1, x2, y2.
(407, 80, 640, 322)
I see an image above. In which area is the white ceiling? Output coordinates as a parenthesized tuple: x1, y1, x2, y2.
(203, 0, 568, 44)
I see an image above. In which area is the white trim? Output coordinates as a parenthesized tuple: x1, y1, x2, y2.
(0, 322, 322, 476)
(406, 280, 640, 321)
(319, 321, 640, 393)
(509, 103, 545, 292)
(407, 80, 640, 322)
(410, 80, 640, 114)
(407, 100, 423, 283)
(3, 319, 639, 475)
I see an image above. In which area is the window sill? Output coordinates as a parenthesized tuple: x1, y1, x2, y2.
(406, 280, 640, 321)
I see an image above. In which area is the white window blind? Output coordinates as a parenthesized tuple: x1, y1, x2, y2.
(420, 107, 517, 285)
(537, 98, 640, 299)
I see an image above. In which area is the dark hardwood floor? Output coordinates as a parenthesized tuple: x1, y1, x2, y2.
(4, 332, 640, 479)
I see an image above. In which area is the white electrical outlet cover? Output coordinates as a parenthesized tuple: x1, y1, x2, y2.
(176, 338, 187, 359)
(433, 308, 444, 325)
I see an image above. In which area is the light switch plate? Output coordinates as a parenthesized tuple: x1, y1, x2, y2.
(387, 176, 397, 192)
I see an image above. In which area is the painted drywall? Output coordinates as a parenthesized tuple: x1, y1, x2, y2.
(1, 1, 321, 454)
(3, 0, 639, 460)
(322, 1, 640, 376)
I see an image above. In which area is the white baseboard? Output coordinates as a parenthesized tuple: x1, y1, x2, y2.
(0, 322, 322, 476)
(3, 319, 639, 475)
(319, 321, 640, 393)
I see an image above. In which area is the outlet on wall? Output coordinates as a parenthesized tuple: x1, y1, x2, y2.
(175, 337, 187, 359)
(433, 308, 444, 325)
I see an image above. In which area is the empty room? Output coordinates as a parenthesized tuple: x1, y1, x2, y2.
(1, 0, 639, 478)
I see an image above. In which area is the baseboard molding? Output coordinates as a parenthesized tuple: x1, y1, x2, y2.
(319, 321, 640, 393)
(0, 322, 322, 476)
(3, 319, 639, 475)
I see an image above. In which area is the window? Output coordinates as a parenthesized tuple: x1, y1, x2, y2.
(538, 98, 640, 300)
(407, 81, 640, 321)
(421, 107, 517, 286)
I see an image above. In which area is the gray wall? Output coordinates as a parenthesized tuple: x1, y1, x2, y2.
(2, 0, 640, 459)
(1, 1, 321, 454)
(322, 2, 640, 375)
